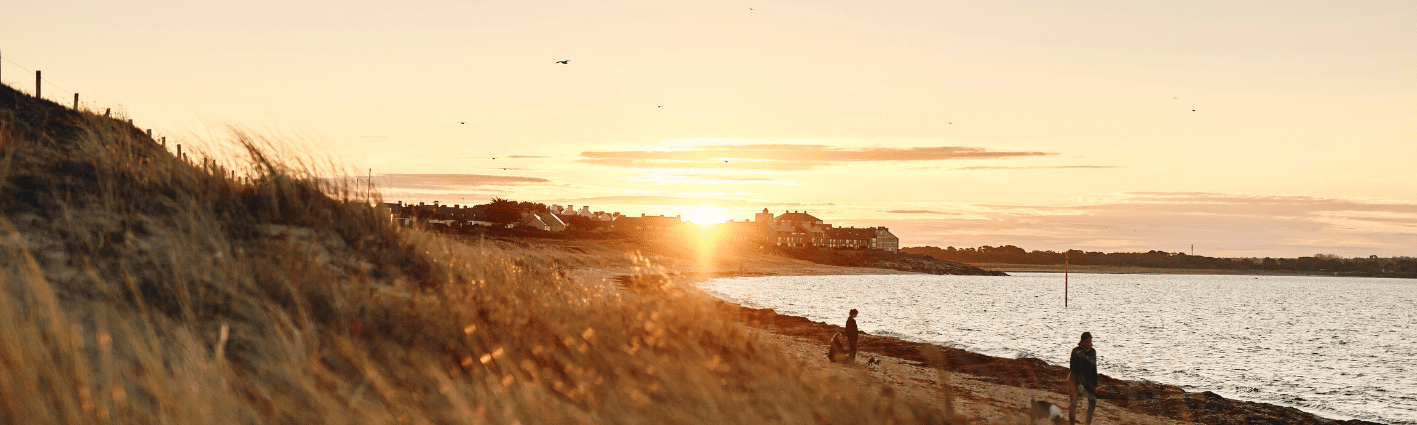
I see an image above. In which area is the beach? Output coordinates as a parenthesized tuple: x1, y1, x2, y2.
(540, 237, 1386, 425)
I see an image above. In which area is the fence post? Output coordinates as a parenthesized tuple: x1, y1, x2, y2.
(162, 137, 166, 147)
(147, 129, 152, 138)
(105, 108, 111, 117)
(74, 93, 79, 110)
(177, 144, 182, 159)
(35, 70, 41, 99)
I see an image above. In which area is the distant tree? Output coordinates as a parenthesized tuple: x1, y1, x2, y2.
(483, 198, 522, 226)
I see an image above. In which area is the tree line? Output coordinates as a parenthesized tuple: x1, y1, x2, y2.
(900, 245, 1417, 278)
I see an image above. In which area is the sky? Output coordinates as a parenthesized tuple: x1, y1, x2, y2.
(3, 0, 1415, 258)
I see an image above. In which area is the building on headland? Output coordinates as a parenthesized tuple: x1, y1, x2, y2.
(728, 209, 898, 252)
(382, 202, 898, 251)
(611, 214, 684, 235)
(515, 211, 567, 231)
(550, 205, 622, 232)
(383, 201, 492, 228)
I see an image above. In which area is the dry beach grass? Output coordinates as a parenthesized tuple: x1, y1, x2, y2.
(0, 84, 957, 424)
(2, 83, 1382, 425)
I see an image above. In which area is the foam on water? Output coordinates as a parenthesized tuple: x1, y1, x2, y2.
(698, 273, 1417, 424)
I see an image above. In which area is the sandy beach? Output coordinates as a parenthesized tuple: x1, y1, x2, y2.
(541, 237, 1383, 425)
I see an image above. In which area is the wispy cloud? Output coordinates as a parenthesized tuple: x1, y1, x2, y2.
(445, 155, 552, 160)
(884, 210, 962, 215)
(876, 192, 1417, 257)
(947, 165, 1120, 171)
(382, 174, 552, 191)
(626, 174, 803, 186)
(578, 144, 1055, 170)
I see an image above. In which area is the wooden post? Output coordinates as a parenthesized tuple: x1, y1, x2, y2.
(177, 144, 182, 160)
(35, 70, 41, 98)
(105, 108, 111, 117)
(73, 93, 79, 110)
(162, 137, 166, 147)
(1065, 251, 1070, 308)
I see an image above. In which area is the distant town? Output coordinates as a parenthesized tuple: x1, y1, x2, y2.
(379, 198, 1417, 279)
(381, 199, 900, 252)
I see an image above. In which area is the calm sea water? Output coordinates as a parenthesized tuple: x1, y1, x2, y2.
(697, 273, 1417, 424)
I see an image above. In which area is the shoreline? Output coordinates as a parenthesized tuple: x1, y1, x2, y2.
(971, 263, 1408, 278)
(704, 293, 1381, 425)
(499, 237, 1386, 424)
(612, 268, 1385, 425)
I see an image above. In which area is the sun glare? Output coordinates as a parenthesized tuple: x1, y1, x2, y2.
(683, 206, 730, 224)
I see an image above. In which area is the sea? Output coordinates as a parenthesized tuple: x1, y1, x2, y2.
(697, 273, 1417, 424)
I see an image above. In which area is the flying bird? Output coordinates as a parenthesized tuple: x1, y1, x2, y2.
(555, 60, 570, 64)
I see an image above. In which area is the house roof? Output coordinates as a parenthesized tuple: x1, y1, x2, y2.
(776, 212, 822, 223)
(828, 227, 876, 240)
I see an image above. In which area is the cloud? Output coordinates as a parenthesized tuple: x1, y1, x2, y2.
(884, 210, 962, 215)
(626, 174, 803, 186)
(382, 174, 552, 191)
(445, 155, 552, 160)
(578, 144, 1054, 170)
(875, 192, 1417, 257)
(947, 165, 1121, 171)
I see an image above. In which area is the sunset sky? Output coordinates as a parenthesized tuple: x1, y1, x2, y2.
(4, 1, 1414, 257)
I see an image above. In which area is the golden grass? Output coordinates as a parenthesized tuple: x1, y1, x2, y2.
(0, 86, 956, 424)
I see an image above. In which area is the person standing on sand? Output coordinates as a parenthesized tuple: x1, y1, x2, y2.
(846, 309, 859, 362)
(1069, 331, 1098, 425)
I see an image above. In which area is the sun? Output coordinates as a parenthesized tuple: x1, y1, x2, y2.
(682, 206, 730, 224)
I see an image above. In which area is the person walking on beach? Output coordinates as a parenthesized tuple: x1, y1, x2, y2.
(1069, 332, 1098, 425)
(845, 309, 859, 362)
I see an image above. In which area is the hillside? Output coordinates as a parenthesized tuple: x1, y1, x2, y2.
(0, 84, 954, 424)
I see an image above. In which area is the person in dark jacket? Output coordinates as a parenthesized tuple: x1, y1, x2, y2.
(845, 309, 859, 362)
(1069, 331, 1098, 425)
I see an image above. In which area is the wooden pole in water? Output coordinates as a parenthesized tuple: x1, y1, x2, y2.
(1065, 251, 1070, 308)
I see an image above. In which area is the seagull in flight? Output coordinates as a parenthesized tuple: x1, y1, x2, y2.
(555, 60, 570, 64)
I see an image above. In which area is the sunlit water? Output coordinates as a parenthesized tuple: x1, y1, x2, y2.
(697, 273, 1417, 424)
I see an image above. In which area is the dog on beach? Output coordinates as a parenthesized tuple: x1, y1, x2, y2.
(827, 333, 850, 363)
(1027, 398, 1065, 424)
(866, 357, 882, 370)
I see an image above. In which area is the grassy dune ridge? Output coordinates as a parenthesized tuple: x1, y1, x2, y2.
(0, 84, 954, 424)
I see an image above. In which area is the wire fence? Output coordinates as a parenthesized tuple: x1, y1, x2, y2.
(1, 49, 183, 155)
